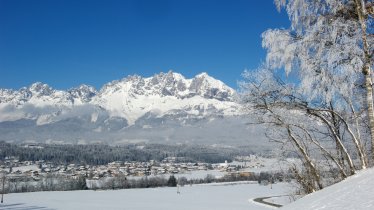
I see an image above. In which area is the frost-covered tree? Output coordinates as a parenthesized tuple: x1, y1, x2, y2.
(240, 0, 374, 193)
(262, 0, 373, 161)
(240, 67, 351, 192)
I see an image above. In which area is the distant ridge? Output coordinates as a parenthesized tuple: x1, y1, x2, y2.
(0, 71, 238, 125)
(0, 71, 268, 146)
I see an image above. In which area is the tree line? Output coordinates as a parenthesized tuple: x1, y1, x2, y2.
(2, 171, 287, 194)
(3, 174, 87, 193)
(0, 141, 257, 165)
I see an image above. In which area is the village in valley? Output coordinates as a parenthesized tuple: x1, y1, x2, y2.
(1, 155, 270, 180)
(0, 152, 278, 191)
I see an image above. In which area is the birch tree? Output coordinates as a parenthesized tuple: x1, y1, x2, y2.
(263, 0, 373, 162)
(240, 0, 373, 193)
(240, 68, 354, 192)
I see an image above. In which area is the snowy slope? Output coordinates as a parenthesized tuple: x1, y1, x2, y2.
(281, 168, 374, 210)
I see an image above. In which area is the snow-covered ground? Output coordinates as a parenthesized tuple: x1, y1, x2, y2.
(281, 168, 374, 210)
(173, 169, 226, 179)
(1, 182, 291, 210)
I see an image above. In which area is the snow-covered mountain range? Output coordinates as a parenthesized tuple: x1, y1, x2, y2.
(0, 71, 265, 145)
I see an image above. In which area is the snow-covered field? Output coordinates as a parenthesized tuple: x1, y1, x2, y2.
(5, 154, 374, 210)
(1, 182, 291, 210)
(281, 168, 374, 210)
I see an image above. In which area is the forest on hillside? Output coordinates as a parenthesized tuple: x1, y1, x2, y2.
(0, 141, 263, 164)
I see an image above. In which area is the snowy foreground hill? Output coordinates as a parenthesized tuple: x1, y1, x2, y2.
(281, 168, 374, 210)
(0, 71, 267, 145)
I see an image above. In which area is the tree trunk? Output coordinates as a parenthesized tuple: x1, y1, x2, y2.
(309, 111, 356, 175)
(328, 109, 367, 169)
(365, 73, 374, 161)
(348, 99, 368, 166)
(287, 126, 323, 190)
(354, 0, 374, 162)
(291, 124, 347, 179)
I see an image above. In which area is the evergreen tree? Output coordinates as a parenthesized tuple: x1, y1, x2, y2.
(77, 176, 88, 190)
(167, 175, 177, 187)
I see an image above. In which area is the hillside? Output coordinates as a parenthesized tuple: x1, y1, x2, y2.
(281, 168, 374, 210)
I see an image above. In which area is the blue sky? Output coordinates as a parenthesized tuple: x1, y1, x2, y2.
(0, 0, 289, 90)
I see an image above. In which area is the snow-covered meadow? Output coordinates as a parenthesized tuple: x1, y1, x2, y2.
(1, 182, 292, 210)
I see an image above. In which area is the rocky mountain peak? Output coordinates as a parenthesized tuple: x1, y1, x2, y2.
(96, 71, 234, 101)
(0, 72, 239, 126)
(68, 84, 97, 103)
(29, 82, 53, 96)
(189, 72, 235, 101)
(0, 72, 244, 144)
